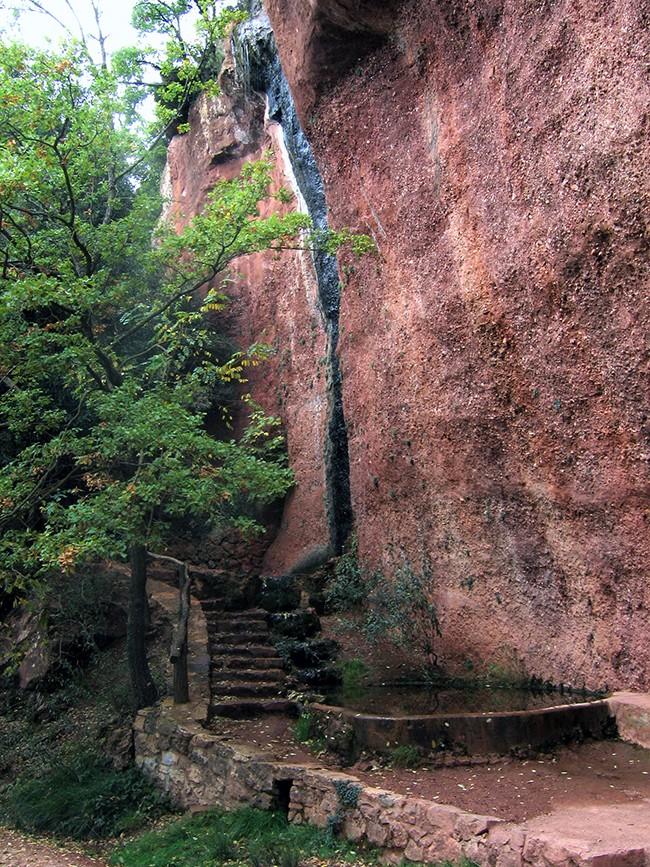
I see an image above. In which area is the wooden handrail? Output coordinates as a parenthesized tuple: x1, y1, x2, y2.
(147, 551, 192, 704)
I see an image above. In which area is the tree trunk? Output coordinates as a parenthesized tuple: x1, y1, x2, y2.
(128, 542, 158, 709)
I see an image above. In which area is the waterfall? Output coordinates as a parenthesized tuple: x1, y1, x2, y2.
(232, 5, 353, 555)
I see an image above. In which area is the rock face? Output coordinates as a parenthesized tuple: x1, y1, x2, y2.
(166, 0, 650, 691)
(163, 43, 333, 571)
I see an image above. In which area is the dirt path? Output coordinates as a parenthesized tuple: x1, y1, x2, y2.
(213, 716, 650, 823)
(0, 829, 107, 867)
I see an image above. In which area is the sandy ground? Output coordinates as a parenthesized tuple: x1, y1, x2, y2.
(0, 829, 107, 867)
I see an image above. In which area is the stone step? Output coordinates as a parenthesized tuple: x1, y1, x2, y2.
(200, 597, 228, 612)
(209, 698, 297, 719)
(207, 617, 268, 632)
(211, 681, 284, 698)
(212, 668, 285, 683)
(214, 645, 280, 658)
(218, 656, 285, 670)
(209, 632, 269, 646)
(207, 608, 267, 620)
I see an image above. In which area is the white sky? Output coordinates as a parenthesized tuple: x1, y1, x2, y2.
(2, 0, 142, 55)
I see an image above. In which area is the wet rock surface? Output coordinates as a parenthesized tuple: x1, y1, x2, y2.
(259, 576, 302, 613)
(268, 609, 321, 639)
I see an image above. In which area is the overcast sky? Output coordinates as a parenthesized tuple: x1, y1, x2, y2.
(2, 0, 142, 54)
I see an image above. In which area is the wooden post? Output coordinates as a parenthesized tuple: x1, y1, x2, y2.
(146, 551, 192, 705)
(170, 561, 191, 704)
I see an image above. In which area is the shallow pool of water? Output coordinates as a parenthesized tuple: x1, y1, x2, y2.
(322, 684, 605, 715)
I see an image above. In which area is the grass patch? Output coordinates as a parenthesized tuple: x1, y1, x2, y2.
(0, 748, 170, 840)
(293, 712, 327, 755)
(389, 745, 422, 769)
(110, 807, 378, 866)
(294, 712, 314, 743)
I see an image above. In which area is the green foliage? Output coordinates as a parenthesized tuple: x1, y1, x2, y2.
(324, 780, 360, 842)
(44, 567, 127, 662)
(0, 25, 373, 705)
(362, 557, 441, 674)
(109, 807, 376, 866)
(294, 711, 315, 743)
(325, 534, 365, 612)
(334, 780, 361, 809)
(0, 38, 366, 600)
(0, 36, 368, 592)
(325, 810, 344, 839)
(117, 0, 248, 133)
(389, 745, 422, 769)
(0, 748, 170, 839)
(329, 550, 442, 679)
(293, 712, 327, 754)
(339, 658, 370, 691)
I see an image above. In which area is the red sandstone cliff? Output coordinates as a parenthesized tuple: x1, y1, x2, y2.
(168, 0, 650, 691)
(162, 56, 333, 571)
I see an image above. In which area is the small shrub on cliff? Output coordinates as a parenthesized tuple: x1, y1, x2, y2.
(363, 557, 441, 675)
(325, 534, 365, 612)
(329, 549, 442, 679)
(339, 657, 370, 690)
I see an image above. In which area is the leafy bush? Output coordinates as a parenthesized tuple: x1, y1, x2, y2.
(339, 658, 369, 691)
(325, 535, 365, 612)
(362, 558, 441, 671)
(0, 749, 170, 839)
(293, 712, 327, 754)
(110, 807, 376, 866)
(330, 549, 442, 679)
(389, 745, 422, 769)
(334, 780, 361, 809)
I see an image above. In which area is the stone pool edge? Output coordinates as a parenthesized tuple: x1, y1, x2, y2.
(133, 692, 650, 865)
(308, 698, 614, 758)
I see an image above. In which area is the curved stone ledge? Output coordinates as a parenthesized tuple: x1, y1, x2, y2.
(309, 698, 614, 759)
(134, 700, 504, 862)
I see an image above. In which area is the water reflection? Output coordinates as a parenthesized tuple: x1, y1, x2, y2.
(322, 684, 605, 715)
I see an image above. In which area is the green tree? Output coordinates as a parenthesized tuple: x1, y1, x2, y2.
(0, 33, 371, 706)
(114, 0, 247, 135)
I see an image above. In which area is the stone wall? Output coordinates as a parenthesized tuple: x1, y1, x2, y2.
(134, 695, 650, 865)
(134, 701, 503, 863)
(134, 588, 650, 865)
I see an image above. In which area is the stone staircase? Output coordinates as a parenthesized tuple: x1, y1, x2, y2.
(202, 599, 294, 719)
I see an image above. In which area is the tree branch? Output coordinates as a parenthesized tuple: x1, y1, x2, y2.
(108, 265, 222, 349)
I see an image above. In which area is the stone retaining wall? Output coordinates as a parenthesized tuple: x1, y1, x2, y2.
(310, 698, 614, 760)
(134, 701, 504, 863)
(134, 697, 650, 865)
(138, 580, 650, 864)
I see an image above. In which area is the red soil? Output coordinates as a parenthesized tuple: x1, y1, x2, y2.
(217, 715, 650, 823)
